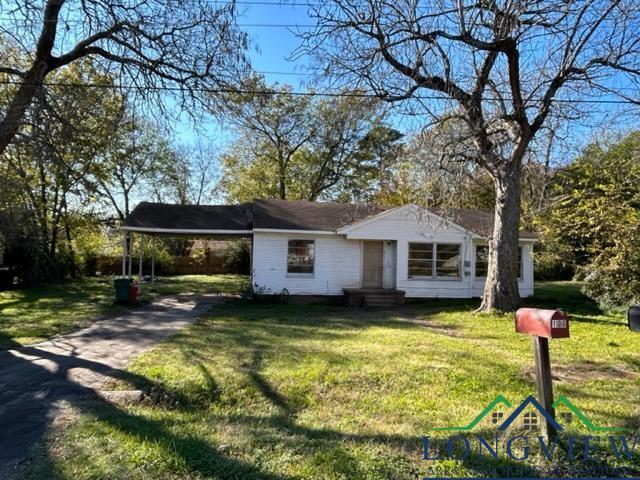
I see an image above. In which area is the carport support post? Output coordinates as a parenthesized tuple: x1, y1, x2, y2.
(533, 336, 556, 441)
(128, 233, 133, 278)
(121, 231, 127, 277)
(138, 235, 144, 292)
(249, 235, 254, 292)
(151, 238, 155, 285)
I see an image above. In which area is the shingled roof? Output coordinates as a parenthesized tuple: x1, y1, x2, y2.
(253, 198, 385, 231)
(122, 202, 253, 232)
(431, 207, 537, 239)
(123, 199, 536, 238)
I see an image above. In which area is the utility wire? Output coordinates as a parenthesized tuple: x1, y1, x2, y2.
(0, 78, 636, 104)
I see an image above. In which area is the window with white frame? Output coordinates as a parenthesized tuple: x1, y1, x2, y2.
(287, 240, 315, 274)
(475, 245, 523, 279)
(408, 243, 433, 278)
(475, 245, 490, 278)
(436, 244, 461, 278)
(408, 243, 460, 279)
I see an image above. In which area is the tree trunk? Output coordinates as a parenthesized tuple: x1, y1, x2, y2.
(479, 163, 522, 312)
(0, 64, 49, 157)
(278, 172, 286, 199)
(0, 0, 65, 156)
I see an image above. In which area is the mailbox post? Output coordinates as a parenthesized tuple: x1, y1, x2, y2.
(515, 308, 570, 441)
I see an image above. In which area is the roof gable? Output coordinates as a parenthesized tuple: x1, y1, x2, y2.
(338, 204, 477, 237)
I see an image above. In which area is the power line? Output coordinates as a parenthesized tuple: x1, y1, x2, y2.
(0, 17, 316, 27)
(0, 78, 636, 105)
(200, 0, 319, 5)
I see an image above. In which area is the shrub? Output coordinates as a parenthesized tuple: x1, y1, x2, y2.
(541, 131, 640, 307)
(533, 239, 574, 281)
(578, 228, 640, 308)
(221, 240, 250, 274)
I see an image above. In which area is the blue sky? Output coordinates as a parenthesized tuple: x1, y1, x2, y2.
(171, 2, 636, 158)
(174, 2, 312, 145)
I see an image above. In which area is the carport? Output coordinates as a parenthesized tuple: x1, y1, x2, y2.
(121, 202, 254, 289)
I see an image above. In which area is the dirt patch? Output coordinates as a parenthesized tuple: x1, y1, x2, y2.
(521, 360, 639, 383)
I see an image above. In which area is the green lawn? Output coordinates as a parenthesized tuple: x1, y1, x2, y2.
(18, 283, 640, 479)
(0, 275, 248, 349)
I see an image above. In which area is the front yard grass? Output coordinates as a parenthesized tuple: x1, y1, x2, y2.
(0, 274, 248, 349)
(18, 282, 640, 479)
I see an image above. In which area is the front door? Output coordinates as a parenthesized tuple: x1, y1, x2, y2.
(362, 241, 383, 288)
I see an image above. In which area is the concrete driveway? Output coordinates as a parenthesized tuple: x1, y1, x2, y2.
(0, 294, 226, 478)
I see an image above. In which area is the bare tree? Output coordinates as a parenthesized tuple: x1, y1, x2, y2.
(300, 0, 640, 311)
(0, 0, 249, 156)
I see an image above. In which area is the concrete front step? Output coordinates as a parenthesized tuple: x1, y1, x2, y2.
(344, 288, 406, 307)
(364, 302, 397, 308)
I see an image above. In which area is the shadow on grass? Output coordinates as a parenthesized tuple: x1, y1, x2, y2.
(11, 288, 636, 479)
(3, 346, 291, 480)
(527, 282, 604, 316)
(243, 345, 640, 478)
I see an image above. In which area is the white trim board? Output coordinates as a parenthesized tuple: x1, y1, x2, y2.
(253, 228, 336, 235)
(121, 226, 253, 235)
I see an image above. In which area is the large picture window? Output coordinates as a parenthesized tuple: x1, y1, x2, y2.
(287, 240, 315, 274)
(408, 243, 433, 277)
(408, 243, 460, 279)
(436, 244, 461, 278)
(475, 245, 522, 279)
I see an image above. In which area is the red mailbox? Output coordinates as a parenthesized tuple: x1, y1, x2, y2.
(515, 308, 570, 339)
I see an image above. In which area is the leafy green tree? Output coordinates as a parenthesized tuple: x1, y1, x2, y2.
(152, 142, 219, 206)
(1, 57, 179, 285)
(219, 80, 401, 202)
(1, 61, 122, 284)
(542, 131, 640, 306)
(302, 97, 402, 201)
(87, 112, 174, 222)
(220, 80, 314, 201)
(221, 240, 251, 275)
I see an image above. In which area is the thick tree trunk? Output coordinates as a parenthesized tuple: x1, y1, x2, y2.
(0, 64, 49, 156)
(479, 163, 522, 312)
(0, 0, 64, 156)
(278, 172, 286, 199)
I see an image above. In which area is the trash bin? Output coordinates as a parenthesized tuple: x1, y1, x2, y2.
(129, 283, 139, 304)
(114, 277, 132, 303)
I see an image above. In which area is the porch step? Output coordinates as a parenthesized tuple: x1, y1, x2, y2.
(364, 298, 397, 308)
(344, 288, 406, 308)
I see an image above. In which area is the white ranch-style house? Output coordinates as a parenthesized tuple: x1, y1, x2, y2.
(122, 199, 536, 305)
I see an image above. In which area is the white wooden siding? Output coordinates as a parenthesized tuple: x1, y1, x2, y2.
(251, 205, 535, 298)
(252, 232, 361, 295)
(343, 206, 475, 298)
